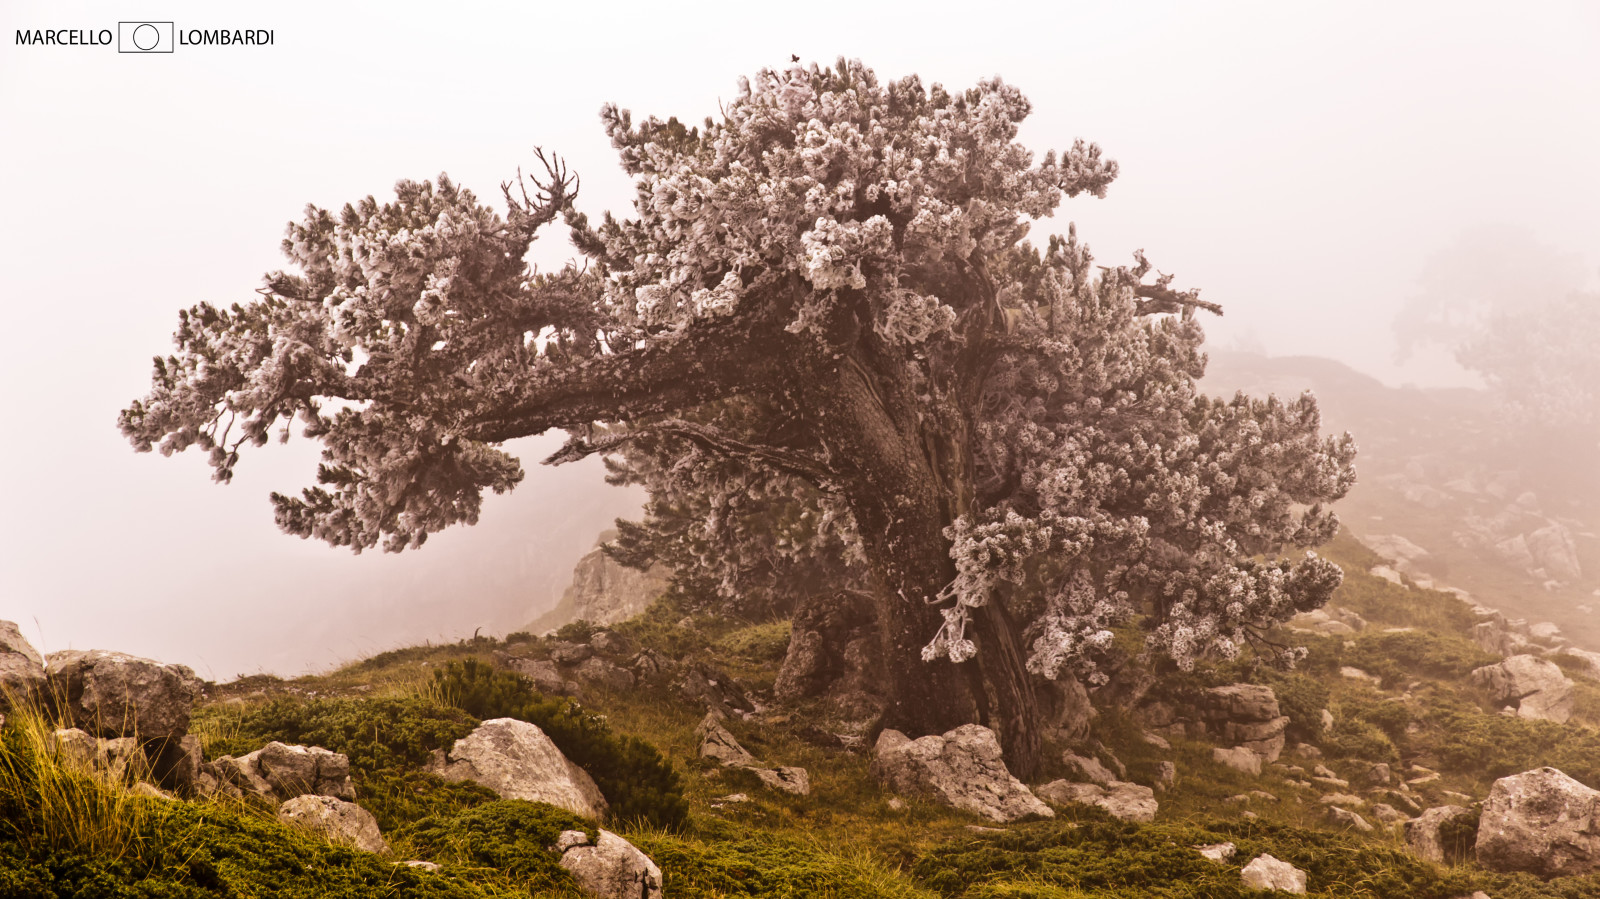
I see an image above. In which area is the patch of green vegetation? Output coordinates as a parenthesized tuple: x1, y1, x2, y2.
(1423, 702, 1600, 789)
(432, 660, 688, 829)
(400, 799, 591, 895)
(910, 817, 1472, 899)
(632, 829, 939, 899)
(1344, 630, 1498, 686)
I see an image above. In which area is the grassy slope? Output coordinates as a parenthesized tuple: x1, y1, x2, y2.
(7, 533, 1600, 897)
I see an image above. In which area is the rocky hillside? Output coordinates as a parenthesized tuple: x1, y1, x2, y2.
(1204, 350, 1600, 651)
(522, 530, 671, 636)
(7, 531, 1600, 897)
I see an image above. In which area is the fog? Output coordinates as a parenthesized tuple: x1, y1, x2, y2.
(3, 1, 1596, 679)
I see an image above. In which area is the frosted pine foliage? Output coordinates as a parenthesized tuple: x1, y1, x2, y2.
(122, 59, 1355, 681)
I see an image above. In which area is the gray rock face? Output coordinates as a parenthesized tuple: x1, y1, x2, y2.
(277, 795, 389, 854)
(1405, 804, 1473, 863)
(45, 650, 201, 740)
(206, 742, 354, 802)
(574, 658, 635, 693)
(556, 544, 671, 631)
(1471, 655, 1574, 723)
(429, 718, 607, 820)
(870, 725, 1053, 823)
(1527, 523, 1581, 582)
(500, 656, 580, 696)
(1036, 780, 1158, 822)
(1061, 752, 1117, 786)
(0, 620, 46, 700)
(1185, 684, 1289, 761)
(557, 829, 663, 899)
(1477, 767, 1600, 876)
(1241, 854, 1307, 893)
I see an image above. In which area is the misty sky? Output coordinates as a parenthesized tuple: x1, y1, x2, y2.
(2, 1, 1596, 679)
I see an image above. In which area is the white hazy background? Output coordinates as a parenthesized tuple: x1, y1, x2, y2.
(2, 1, 1597, 679)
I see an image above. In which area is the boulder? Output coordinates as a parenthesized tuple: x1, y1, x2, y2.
(1559, 647, 1600, 681)
(0, 620, 46, 700)
(45, 650, 200, 741)
(870, 725, 1052, 823)
(1405, 805, 1473, 864)
(1527, 523, 1581, 581)
(695, 713, 756, 767)
(1371, 803, 1409, 826)
(277, 795, 388, 853)
(557, 829, 663, 899)
(1197, 684, 1287, 761)
(675, 663, 755, 718)
(1471, 655, 1574, 723)
(1036, 780, 1157, 822)
(1240, 854, 1306, 893)
(429, 718, 607, 820)
(1477, 767, 1600, 876)
(51, 728, 97, 768)
(1037, 676, 1096, 743)
(208, 742, 354, 802)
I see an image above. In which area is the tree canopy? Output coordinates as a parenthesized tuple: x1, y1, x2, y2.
(121, 59, 1356, 777)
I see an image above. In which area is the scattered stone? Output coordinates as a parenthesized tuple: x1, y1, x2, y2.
(404, 860, 441, 871)
(1037, 780, 1158, 823)
(1241, 854, 1307, 893)
(696, 713, 757, 768)
(1140, 731, 1171, 750)
(710, 793, 748, 805)
(1313, 776, 1351, 790)
(1364, 763, 1392, 786)
(870, 725, 1052, 823)
(573, 658, 635, 693)
(1477, 767, 1600, 876)
(1471, 655, 1575, 723)
(1371, 803, 1408, 825)
(45, 649, 201, 741)
(1318, 793, 1364, 806)
(1290, 743, 1322, 760)
(1340, 666, 1382, 686)
(208, 742, 354, 802)
(557, 829, 663, 899)
(675, 663, 755, 718)
(886, 797, 906, 811)
(1156, 761, 1177, 792)
(1406, 805, 1474, 864)
(1213, 746, 1262, 776)
(1441, 790, 1474, 805)
(1196, 842, 1236, 863)
(752, 766, 810, 796)
(588, 631, 625, 655)
(1062, 752, 1117, 786)
(277, 795, 389, 853)
(1557, 647, 1600, 681)
(1327, 806, 1374, 832)
(428, 718, 608, 820)
(52, 727, 98, 768)
(0, 620, 46, 700)
(1319, 709, 1334, 732)
(500, 656, 580, 696)
(130, 782, 175, 800)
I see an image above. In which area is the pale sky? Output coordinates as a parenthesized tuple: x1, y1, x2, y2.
(2, 1, 1597, 678)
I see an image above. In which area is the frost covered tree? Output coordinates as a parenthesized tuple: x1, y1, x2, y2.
(121, 59, 1355, 777)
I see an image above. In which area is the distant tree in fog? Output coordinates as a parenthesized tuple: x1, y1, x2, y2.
(1395, 226, 1598, 436)
(119, 59, 1356, 777)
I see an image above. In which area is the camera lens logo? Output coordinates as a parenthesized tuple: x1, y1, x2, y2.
(118, 22, 174, 53)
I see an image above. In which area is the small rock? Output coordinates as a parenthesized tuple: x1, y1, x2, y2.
(1140, 731, 1171, 750)
(1340, 666, 1382, 686)
(1371, 803, 1408, 825)
(1155, 761, 1177, 792)
(404, 860, 440, 871)
(1328, 806, 1374, 832)
(277, 795, 388, 853)
(1036, 780, 1158, 823)
(1196, 842, 1236, 863)
(1213, 746, 1262, 775)
(1319, 792, 1365, 806)
(1062, 751, 1117, 786)
(1241, 854, 1306, 893)
(695, 713, 757, 768)
(753, 766, 810, 796)
(429, 718, 608, 820)
(547, 641, 593, 665)
(129, 782, 175, 800)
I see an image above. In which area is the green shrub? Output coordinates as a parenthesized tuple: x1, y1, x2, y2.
(400, 799, 590, 894)
(1322, 715, 1399, 765)
(432, 661, 688, 829)
(1426, 705, 1600, 786)
(1259, 672, 1331, 744)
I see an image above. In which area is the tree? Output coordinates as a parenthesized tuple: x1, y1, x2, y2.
(121, 59, 1355, 778)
